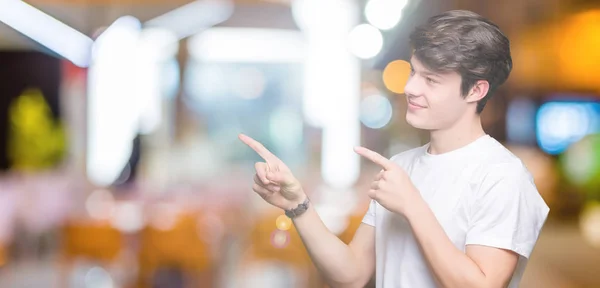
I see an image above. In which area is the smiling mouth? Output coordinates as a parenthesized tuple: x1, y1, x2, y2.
(408, 100, 426, 108)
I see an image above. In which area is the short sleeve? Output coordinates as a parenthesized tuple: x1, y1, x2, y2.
(465, 164, 550, 259)
(362, 199, 377, 227)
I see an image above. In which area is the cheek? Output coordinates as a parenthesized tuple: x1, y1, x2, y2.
(429, 93, 465, 118)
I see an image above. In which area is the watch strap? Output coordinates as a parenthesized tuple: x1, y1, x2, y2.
(285, 197, 310, 219)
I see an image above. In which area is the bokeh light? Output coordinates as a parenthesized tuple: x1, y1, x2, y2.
(561, 134, 600, 194)
(271, 230, 290, 249)
(364, 0, 408, 30)
(84, 266, 114, 288)
(557, 10, 600, 91)
(347, 24, 383, 59)
(383, 59, 411, 94)
(291, 0, 357, 33)
(580, 202, 600, 248)
(110, 202, 144, 233)
(148, 203, 180, 231)
(536, 101, 600, 155)
(360, 94, 393, 129)
(85, 189, 116, 221)
(276, 214, 292, 231)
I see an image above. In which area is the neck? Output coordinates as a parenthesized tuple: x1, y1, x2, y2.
(428, 113, 486, 155)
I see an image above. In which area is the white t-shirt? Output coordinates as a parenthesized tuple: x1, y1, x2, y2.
(362, 135, 549, 288)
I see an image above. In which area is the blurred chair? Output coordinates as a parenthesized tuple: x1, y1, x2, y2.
(240, 209, 323, 288)
(136, 212, 215, 288)
(60, 220, 124, 287)
(62, 221, 123, 261)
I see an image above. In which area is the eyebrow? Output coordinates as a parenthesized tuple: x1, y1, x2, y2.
(410, 61, 443, 79)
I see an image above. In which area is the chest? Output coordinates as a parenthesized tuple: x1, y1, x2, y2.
(412, 163, 474, 212)
(385, 161, 479, 245)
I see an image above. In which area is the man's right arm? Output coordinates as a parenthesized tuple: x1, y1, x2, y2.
(293, 201, 375, 288)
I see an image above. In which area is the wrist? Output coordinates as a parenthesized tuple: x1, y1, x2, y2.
(285, 193, 310, 219)
(289, 192, 307, 209)
(404, 194, 427, 222)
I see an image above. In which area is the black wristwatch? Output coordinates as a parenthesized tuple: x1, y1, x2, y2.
(285, 197, 310, 219)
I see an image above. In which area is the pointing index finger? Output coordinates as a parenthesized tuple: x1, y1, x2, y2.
(354, 146, 395, 170)
(239, 134, 278, 163)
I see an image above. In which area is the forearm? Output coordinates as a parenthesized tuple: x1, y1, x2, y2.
(292, 204, 364, 287)
(406, 199, 486, 288)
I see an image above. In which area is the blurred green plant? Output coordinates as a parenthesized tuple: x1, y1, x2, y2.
(560, 134, 600, 201)
(7, 88, 66, 171)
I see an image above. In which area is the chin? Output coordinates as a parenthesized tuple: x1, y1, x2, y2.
(406, 112, 439, 130)
(406, 112, 426, 129)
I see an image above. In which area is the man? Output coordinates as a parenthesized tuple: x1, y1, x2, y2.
(240, 10, 549, 288)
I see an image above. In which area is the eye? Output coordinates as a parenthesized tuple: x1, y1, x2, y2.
(409, 69, 415, 76)
(426, 77, 437, 84)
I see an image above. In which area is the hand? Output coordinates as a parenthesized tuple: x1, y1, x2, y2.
(239, 134, 306, 210)
(354, 146, 421, 216)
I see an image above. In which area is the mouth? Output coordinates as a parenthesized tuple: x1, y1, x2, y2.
(407, 99, 427, 109)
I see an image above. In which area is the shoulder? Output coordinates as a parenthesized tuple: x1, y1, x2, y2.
(470, 138, 545, 205)
(474, 138, 534, 184)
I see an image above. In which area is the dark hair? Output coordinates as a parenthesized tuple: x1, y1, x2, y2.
(409, 10, 512, 113)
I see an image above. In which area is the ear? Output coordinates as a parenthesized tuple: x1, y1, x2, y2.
(465, 80, 490, 103)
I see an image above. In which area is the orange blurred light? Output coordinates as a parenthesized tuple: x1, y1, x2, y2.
(383, 60, 411, 94)
(511, 9, 600, 92)
(275, 214, 292, 231)
(557, 10, 600, 91)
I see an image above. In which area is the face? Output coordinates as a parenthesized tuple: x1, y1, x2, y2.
(403, 56, 485, 131)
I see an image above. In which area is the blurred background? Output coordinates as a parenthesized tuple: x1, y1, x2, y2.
(0, 0, 599, 287)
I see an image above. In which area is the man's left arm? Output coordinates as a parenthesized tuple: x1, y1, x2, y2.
(406, 199, 518, 288)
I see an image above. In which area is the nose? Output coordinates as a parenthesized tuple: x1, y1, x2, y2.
(403, 74, 421, 98)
